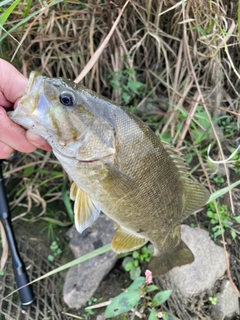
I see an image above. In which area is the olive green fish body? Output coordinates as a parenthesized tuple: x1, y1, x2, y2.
(9, 72, 209, 276)
(54, 95, 184, 251)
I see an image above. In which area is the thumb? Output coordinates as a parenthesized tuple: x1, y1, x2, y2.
(26, 131, 52, 151)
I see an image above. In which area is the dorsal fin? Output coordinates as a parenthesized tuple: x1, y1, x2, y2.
(162, 140, 188, 175)
(70, 182, 101, 233)
(182, 178, 210, 218)
(112, 225, 147, 253)
(162, 141, 210, 217)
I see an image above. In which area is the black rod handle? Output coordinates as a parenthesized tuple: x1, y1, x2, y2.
(0, 161, 35, 305)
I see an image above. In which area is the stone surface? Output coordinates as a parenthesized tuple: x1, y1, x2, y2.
(211, 280, 239, 320)
(165, 225, 228, 298)
(63, 214, 117, 309)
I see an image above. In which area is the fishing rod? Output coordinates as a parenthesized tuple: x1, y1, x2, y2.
(0, 160, 35, 306)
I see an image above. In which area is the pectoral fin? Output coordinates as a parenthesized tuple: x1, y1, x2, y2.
(70, 182, 101, 233)
(100, 165, 138, 199)
(112, 225, 147, 253)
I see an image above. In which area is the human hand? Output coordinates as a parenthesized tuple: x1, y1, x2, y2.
(0, 59, 51, 159)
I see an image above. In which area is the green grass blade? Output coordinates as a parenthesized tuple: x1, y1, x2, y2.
(62, 179, 74, 222)
(0, 0, 15, 7)
(24, 0, 32, 18)
(0, 0, 21, 26)
(6, 243, 112, 299)
(32, 244, 111, 284)
(0, 0, 63, 42)
(207, 180, 240, 204)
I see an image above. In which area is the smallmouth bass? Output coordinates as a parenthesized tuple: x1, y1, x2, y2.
(9, 72, 209, 276)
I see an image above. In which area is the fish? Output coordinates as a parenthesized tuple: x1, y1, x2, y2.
(9, 71, 210, 276)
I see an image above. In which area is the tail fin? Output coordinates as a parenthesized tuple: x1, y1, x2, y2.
(148, 240, 194, 277)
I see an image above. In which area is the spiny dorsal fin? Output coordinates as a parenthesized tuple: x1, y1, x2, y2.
(70, 182, 101, 233)
(112, 224, 147, 253)
(161, 140, 188, 175)
(182, 178, 210, 219)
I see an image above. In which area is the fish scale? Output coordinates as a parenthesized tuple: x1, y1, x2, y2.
(9, 71, 210, 276)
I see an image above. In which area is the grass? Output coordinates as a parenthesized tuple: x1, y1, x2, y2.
(0, 0, 240, 318)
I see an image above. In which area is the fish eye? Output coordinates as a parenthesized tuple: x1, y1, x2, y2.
(59, 92, 75, 106)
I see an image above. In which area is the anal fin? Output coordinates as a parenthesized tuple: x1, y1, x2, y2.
(70, 182, 101, 233)
(112, 224, 147, 253)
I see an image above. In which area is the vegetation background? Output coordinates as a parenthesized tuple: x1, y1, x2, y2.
(0, 0, 240, 319)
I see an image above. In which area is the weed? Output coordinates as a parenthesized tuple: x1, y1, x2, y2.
(104, 270, 178, 319)
(213, 175, 225, 187)
(206, 202, 240, 240)
(82, 297, 102, 320)
(108, 66, 146, 106)
(121, 245, 153, 280)
(209, 296, 217, 306)
(48, 240, 62, 262)
(229, 147, 240, 174)
(190, 106, 212, 145)
(217, 116, 237, 136)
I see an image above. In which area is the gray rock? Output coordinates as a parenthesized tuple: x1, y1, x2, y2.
(63, 214, 118, 309)
(211, 280, 239, 320)
(165, 225, 228, 298)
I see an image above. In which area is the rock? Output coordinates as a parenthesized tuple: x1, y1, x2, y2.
(63, 214, 118, 309)
(211, 280, 239, 320)
(165, 225, 228, 298)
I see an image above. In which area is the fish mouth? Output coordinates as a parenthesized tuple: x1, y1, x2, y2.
(26, 71, 42, 94)
(8, 71, 44, 127)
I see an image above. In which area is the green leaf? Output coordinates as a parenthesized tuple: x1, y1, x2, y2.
(230, 230, 236, 240)
(234, 215, 240, 223)
(146, 285, 159, 293)
(23, 165, 35, 177)
(127, 277, 145, 291)
(133, 259, 139, 267)
(127, 80, 144, 93)
(104, 291, 141, 318)
(122, 256, 133, 268)
(207, 211, 215, 219)
(0, 0, 21, 26)
(122, 92, 131, 103)
(162, 312, 180, 320)
(124, 260, 134, 272)
(148, 308, 158, 320)
(48, 255, 55, 262)
(133, 251, 139, 258)
(151, 290, 172, 307)
(207, 180, 240, 203)
(130, 266, 141, 280)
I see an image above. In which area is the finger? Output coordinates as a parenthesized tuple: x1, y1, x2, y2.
(0, 59, 28, 104)
(0, 107, 36, 153)
(0, 141, 15, 160)
(26, 131, 52, 151)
